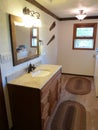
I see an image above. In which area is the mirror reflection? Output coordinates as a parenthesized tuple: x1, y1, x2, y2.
(9, 14, 39, 66)
(30, 27, 39, 47)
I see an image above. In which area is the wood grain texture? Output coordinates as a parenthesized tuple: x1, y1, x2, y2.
(26, 0, 59, 20)
(49, 22, 56, 31)
(46, 75, 97, 130)
(47, 35, 55, 45)
(8, 69, 61, 130)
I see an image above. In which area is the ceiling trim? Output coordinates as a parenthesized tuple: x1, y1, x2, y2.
(59, 17, 77, 21)
(26, 0, 98, 21)
(59, 16, 98, 21)
(26, 0, 59, 20)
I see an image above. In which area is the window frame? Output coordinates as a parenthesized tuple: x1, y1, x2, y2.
(30, 27, 39, 48)
(73, 23, 97, 50)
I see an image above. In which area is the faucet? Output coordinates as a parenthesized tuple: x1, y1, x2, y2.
(28, 63, 36, 73)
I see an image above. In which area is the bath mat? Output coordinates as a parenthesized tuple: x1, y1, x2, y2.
(65, 77, 91, 95)
(51, 100, 86, 130)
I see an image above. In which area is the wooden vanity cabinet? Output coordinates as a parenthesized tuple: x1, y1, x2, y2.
(7, 69, 61, 130)
(41, 70, 61, 129)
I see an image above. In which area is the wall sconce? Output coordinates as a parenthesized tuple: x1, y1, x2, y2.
(23, 7, 41, 27)
(75, 10, 87, 21)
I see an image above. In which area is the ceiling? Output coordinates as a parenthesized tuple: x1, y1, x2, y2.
(27, 0, 98, 20)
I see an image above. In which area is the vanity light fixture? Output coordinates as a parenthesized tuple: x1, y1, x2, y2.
(23, 7, 41, 27)
(75, 10, 87, 21)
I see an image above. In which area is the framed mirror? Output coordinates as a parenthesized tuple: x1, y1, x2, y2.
(9, 14, 39, 66)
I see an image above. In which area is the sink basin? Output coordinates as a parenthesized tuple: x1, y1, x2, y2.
(31, 70, 50, 77)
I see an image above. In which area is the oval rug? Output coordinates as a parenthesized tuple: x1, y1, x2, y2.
(51, 100, 86, 130)
(65, 77, 91, 95)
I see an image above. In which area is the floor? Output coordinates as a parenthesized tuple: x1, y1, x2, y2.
(46, 74, 98, 130)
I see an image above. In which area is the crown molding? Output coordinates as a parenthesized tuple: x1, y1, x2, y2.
(26, 0, 59, 20)
(26, 0, 98, 21)
(59, 16, 98, 21)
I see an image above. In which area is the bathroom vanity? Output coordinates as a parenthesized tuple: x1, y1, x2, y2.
(7, 64, 62, 130)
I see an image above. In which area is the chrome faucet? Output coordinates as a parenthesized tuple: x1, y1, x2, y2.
(28, 63, 36, 73)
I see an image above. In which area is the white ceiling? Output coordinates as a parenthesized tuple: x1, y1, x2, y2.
(35, 0, 98, 18)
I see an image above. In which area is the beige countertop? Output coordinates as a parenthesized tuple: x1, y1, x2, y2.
(8, 64, 62, 89)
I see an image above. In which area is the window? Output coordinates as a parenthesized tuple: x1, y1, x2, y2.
(73, 23, 97, 50)
(30, 27, 39, 47)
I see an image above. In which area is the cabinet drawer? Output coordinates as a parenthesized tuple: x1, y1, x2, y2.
(41, 69, 62, 130)
(41, 70, 61, 98)
(41, 91, 49, 112)
(41, 86, 49, 99)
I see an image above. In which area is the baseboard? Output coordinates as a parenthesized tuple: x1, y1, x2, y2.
(62, 73, 94, 78)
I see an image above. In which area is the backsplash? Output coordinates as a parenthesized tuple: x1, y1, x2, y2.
(6, 68, 26, 82)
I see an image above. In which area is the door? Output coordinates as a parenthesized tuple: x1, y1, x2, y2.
(0, 67, 9, 130)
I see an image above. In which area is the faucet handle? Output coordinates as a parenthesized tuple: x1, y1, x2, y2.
(32, 64, 36, 70)
(28, 63, 32, 73)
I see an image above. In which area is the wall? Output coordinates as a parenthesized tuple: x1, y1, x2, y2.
(58, 19, 98, 76)
(1, 0, 98, 128)
(0, 0, 58, 128)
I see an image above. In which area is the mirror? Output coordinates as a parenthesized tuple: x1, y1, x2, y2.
(9, 14, 39, 66)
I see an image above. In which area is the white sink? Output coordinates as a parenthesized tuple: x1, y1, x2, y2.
(31, 70, 50, 77)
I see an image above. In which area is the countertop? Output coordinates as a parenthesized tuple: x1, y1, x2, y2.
(8, 64, 62, 89)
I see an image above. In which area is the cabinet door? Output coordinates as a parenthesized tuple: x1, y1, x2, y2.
(41, 91, 50, 130)
(48, 83, 58, 114)
(48, 74, 61, 115)
(0, 68, 9, 130)
(41, 70, 62, 130)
